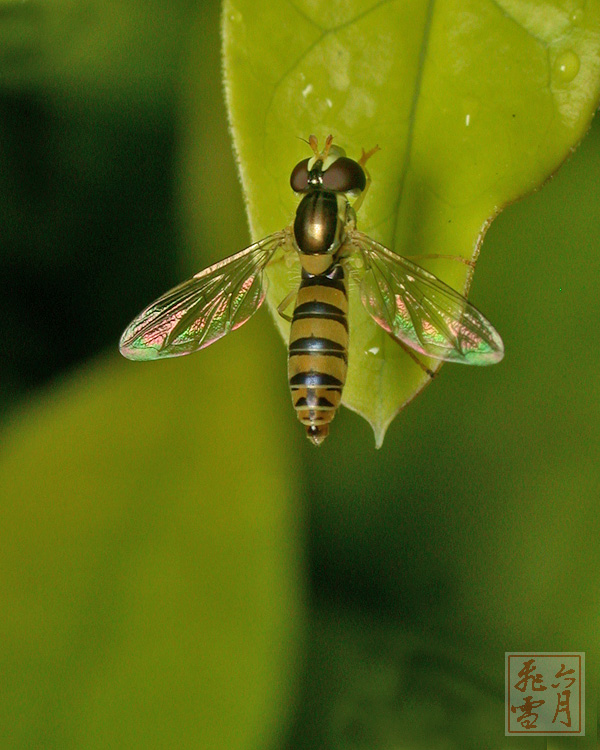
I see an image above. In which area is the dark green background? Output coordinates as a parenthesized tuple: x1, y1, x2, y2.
(0, 1, 598, 748)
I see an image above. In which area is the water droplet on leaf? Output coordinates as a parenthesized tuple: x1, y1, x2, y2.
(553, 50, 580, 83)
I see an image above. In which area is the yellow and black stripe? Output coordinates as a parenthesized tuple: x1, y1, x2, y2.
(288, 263, 348, 445)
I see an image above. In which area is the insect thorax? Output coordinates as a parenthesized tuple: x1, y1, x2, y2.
(294, 189, 348, 275)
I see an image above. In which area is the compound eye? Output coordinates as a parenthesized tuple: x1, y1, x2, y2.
(321, 157, 366, 193)
(290, 158, 310, 192)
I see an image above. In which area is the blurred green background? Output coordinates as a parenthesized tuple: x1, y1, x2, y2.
(0, 1, 598, 748)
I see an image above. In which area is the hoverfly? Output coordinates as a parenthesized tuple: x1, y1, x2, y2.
(120, 135, 504, 445)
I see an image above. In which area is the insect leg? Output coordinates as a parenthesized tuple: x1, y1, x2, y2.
(353, 144, 381, 213)
(395, 336, 437, 379)
(359, 144, 381, 167)
(277, 289, 297, 322)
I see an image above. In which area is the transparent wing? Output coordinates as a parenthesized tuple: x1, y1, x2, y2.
(350, 230, 504, 365)
(120, 231, 289, 360)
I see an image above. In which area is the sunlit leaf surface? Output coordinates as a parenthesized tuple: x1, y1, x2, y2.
(223, 0, 600, 446)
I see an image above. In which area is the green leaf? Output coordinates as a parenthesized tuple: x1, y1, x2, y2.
(0, 334, 301, 748)
(223, 0, 600, 446)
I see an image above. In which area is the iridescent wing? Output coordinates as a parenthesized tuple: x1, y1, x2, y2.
(120, 231, 289, 360)
(350, 230, 504, 365)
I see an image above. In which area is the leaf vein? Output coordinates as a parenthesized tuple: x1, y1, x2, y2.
(264, 0, 402, 142)
(390, 0, 436, 251)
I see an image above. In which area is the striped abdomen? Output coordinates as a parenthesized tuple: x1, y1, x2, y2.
(288, 264, 348, 445)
